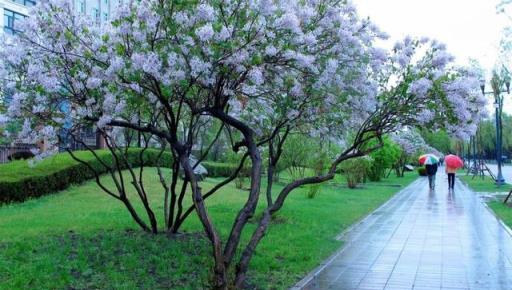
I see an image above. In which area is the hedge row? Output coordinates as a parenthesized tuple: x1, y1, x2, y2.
(202, 161, 250, 178)
(0, 149, 172, 204)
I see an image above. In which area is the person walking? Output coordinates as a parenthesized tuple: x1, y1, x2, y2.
(446, 164, 457, 190)
(426, 163, 438, 190)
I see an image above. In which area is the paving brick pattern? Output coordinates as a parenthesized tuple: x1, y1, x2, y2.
(301, 171, 512, 290)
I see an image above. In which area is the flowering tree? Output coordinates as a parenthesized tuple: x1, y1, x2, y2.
(0, 0, 486, 288)
(391, 129, 442, 176)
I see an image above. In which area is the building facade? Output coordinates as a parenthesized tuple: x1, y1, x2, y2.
(1, 0, 32, 35)
(1, 0, 118, 153)
(2, 0, 119, 36)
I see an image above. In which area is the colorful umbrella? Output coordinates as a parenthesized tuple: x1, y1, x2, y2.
(444, 154, 463, 169)
(419, 154, 439, 165)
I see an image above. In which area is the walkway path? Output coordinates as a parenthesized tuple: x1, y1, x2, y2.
(298, 171, 512, 290)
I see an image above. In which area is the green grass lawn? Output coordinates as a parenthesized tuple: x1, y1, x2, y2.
(0, 169, 417, 289)
(459, 174, 511, 193)
(487, 201, 512, 229)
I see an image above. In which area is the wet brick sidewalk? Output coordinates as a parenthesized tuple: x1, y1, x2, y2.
(297, 171, 512, 290)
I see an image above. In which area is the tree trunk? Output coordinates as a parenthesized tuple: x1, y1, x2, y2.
(234, 209, 272, 288)
(222, 140, 262, 269)
(179, 153, 227, 289)
(171, 180, 188, 233)
(208, 108, 263, 270)
(266, 164, 274, 207)
(166, 159, 180, 230)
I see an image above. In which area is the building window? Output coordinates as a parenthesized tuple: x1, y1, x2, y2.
(11, 0, 36, 6)
(79, 1, 85, 14)
(3, 9, 25, 35)
(92, 8, 99, 21)
(103, 12, 108, 21)
(104, 0, 108, 5)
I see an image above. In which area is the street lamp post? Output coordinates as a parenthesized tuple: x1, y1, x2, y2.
(480, 78, 510, 186)
(473, 135, 477, 172)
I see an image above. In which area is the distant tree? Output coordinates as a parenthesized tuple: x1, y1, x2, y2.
(419, 128, 452, 153)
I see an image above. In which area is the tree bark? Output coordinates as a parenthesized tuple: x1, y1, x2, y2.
(234, 208, 271, 288)
(266, 163, 274, 207)
(208, 109, 263, 269)
(179, 153, 227, 289)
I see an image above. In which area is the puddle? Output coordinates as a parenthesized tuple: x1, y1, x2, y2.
(478, 192, 508, 202)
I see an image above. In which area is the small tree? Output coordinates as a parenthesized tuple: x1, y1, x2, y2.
(367, 137, 401, 181)
(340, 156, 373, 188)
(391, 129, 428, 177)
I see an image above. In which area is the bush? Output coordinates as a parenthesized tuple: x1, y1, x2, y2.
(367, 137, 402, 181)
(306, 184, 321, 199)
(417, 167, 427, 176)
(8, 151, 35, 161)
(340, 157, 372, 189)
(202, 162, 250, 178)
(0, 149, 172, 204)
(305, 151, 328, 198)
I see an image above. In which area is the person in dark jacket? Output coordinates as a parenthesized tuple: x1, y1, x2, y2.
(425, 163, 438, 190)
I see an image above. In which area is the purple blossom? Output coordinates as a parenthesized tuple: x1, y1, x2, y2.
(97, 115, 112, 129)
(248, 67, 264, 85)
(408, 78, 433, 97)
(190, 57, 211, 78)
(40, 76, 60, 92)
(371, 48, 387, 64)
(277, 13, 302, 34)
(114, 100, 126, 114)
(396, 53, 410, 67)
(86, 77, 102, 89)
(174, 11, 191, 27)
(431, 50, 454, 69)
(417, 109, 435, 124)
(196, 4, 215, 22)
(0, 114, 8, 126)
(257, 0, 277, 16)
(264, 45, 278, 56)
(216, 26, 232, 41)
(142, 52, 162, 75)
(102, 93, 117, 113)
(8, 92, 25, 117)
(196, 24, 215, 42)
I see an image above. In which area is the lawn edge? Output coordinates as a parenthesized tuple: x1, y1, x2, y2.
(289, 178, 421, 290)
(459, 177, 512, 238)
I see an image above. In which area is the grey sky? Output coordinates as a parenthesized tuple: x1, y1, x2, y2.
(356, 0, 511, 113)
(356, 0, 506, 72)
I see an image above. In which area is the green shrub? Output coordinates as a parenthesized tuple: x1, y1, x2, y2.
(0, 149, 172, 204)
(202, 162, 250, 178)
(306, 184, 321, 199)
(305, 151, 328, 198)
(367, 137, 402, 181)
(417, 167, 427, 176)
(340, 157, 372, 189)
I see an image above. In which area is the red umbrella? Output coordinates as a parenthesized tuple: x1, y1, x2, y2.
(444, 154, 463, 169)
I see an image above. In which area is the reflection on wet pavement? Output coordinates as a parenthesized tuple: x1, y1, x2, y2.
(299, 171, 512, 290)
